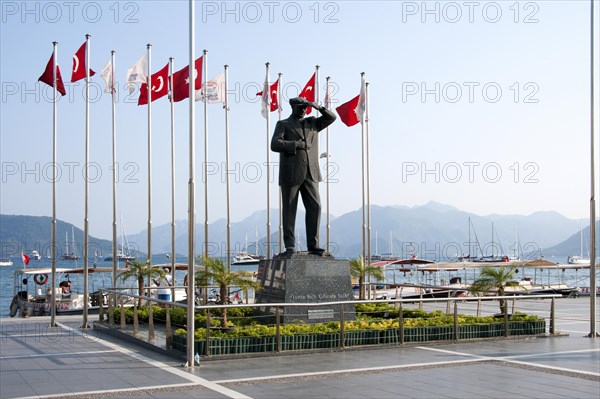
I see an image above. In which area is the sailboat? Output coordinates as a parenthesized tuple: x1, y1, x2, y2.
(567, 221, 590, 265)
(104, 217, 135, 262)
(62, 226, 80, 260)
(379, 231, 398, 261)
(508, 226, 523, 261)
(479, 222, 510, 263)
(232, 228, 263, 266)
(459, 217, 483, 261)
(458, 219, 509, 262)
(370, 231, 382, 261)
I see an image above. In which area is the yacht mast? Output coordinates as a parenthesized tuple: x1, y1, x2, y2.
(71, 226, 76, 257)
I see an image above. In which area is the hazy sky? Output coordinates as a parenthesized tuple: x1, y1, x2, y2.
(1, 0, 599, 241)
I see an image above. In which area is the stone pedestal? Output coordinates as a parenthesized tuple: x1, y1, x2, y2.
(255, 253, 356, 323)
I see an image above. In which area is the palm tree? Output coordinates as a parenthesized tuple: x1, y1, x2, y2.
(119, 259, 165, 306)
(195, 255, 261, 328)
(349, 256, 385, 300)
(469, 266, 518, 314)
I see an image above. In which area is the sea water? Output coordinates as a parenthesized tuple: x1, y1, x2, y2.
(0, 255, 259, 318)
(1, 255, 598, 318)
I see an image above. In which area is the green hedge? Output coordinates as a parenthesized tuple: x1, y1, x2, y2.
(112, 305, 254, 328)
(172, 320, 546, 355)
(111, 302, 545, 356)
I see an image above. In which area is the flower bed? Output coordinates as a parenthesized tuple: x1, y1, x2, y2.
(172, 319, 546, 356)
(112, 302, 546, 356)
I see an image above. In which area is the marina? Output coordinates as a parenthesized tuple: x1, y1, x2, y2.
(1, 253, 598, 319)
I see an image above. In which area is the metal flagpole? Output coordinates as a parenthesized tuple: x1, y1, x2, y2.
(360, 72, 366, 263)
(225, 65, 231, 272)
(110, 50, 118, 307)
(265, 63, 271, 260)
(314, 67, 319, 126)
(203, 49, 209, 258)
(315, 66, 320, 247)
(147, 43, 153, 264)
(278, 72, 283, 254)
(325, 76, 331, 254)
(50, 41, 58, 328)
(82, 34, 91, 328)
(588, 0, 597, 338)
(186, 0, 196, 368)
(169, 57, 176, 289)
(366, 81, 371, 267)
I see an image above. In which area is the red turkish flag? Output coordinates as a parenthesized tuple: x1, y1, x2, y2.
(299, 72, 316, 114)
(335, 95, 360, 127)
(138, 63, 169, 105)
(269, 79, 279, 112)
(38, 53, 66, 96)
(256, 79, 279, 112)
(171, 56, 203, 102)
(21, 252, 30, 266)
(71, 41, 96, 82)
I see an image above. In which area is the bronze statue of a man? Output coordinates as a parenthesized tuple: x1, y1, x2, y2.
(271, 97, 337, 255)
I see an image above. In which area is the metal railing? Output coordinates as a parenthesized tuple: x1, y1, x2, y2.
(97, 287, 561, 362)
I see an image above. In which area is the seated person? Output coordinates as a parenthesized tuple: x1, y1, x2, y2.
(59, 280, 71, 294)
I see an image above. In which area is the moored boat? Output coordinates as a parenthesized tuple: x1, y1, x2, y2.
(10, 266, 119, 317)
(567, 255, 590, 265)
(0, 258, 13, 267)
(104, 248, 136, 262)
(232, 251, 263, 266)
(503, 277, 580, 297)
(104, 218, 136, 261)
(567, 221, 590, 265)
(62, 227, 80, 260)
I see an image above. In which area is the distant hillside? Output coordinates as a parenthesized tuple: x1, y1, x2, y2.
(544, 221, 600, 262)
(326, 203, 584, 260)
(0, 215, 118, 259)
(126, 209, 293, 260)
(124, 202, 585, 260)
(4, 204, 592, 261)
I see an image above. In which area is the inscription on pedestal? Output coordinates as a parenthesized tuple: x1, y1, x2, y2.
(308, 309, 334, 320)
(255, 253, 356, 323)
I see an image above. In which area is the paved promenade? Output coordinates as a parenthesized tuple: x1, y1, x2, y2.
(1, 297, 599, 399)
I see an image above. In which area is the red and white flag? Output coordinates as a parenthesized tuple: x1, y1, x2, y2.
(138, 63, 169, 105)
(38, 52, 66, 96)
(71, 41, 96, 82)
(269, 79, 279, 112)
(299, 72, 316, 114)
(335, 95, 360, 127)
(256, 79, 279, 116)
(21, 252, 30, 267)
(171, 56, 203, 103)
(355, 75, 367, 124)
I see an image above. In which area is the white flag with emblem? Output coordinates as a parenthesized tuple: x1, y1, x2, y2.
(101, 58, 114, 94)
(126, 53, 147, 94)
(196, 72, 225, 103)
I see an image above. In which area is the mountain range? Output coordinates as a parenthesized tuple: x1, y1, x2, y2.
(3, 201, 597, 262)
(0, 215, 115, 260)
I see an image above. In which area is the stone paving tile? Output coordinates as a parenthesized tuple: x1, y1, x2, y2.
(2, 299, 599, 399)
(219, 361, 599, 399)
